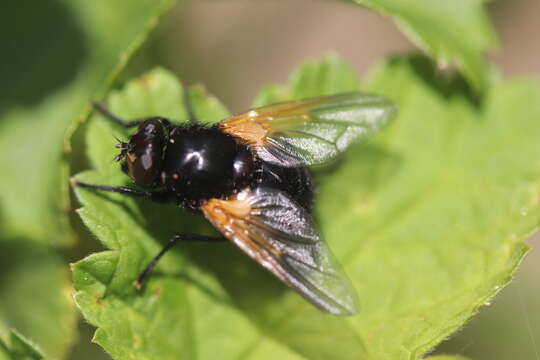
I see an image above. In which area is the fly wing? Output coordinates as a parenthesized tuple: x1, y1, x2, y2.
(219, 92, 396, 167)
(201, 186, 359, 315)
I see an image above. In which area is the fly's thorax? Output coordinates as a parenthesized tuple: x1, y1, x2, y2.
(161, 125, 256, 202)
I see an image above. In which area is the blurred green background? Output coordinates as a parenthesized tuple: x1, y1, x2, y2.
(0, 0, 539, 359)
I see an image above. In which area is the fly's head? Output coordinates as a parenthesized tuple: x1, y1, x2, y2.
(115, 117, 170, 188)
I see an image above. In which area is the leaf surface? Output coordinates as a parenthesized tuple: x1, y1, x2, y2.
(0, 1, 176, 358)
(349, 0, 497, 89)
(73, 56, 540, 359)
(0, 0, 176, 244)
(0, 330, 45, 360)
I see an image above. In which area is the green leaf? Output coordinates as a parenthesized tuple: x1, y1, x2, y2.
(0, 330, 45, 360)
(349, 0, 497, 90)
(0, 1, 177, 358)
(425, 356, 470, 360)
(73, 68, 302, 360)
(0, 0, 176, 244)
(72, 56, 540, 359)
(0, 239, 74, 359)
(252, 55, 361, 107)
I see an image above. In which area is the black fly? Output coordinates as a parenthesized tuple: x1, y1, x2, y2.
(74, 91, 396, 316)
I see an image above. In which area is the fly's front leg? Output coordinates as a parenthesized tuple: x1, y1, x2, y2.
(92, 102, 146, 128)
(92, 102, 171, 129)
(183, 87, 200, 124)
(72, 179, 170, 203)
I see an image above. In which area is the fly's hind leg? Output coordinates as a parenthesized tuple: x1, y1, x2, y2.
(135, 233, 225, 289)
(71, 181, 224, 288)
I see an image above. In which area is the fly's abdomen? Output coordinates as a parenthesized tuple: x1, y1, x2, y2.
(257, 162, 314, 212)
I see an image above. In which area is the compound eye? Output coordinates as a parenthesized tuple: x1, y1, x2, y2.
(138, 118, 164, 135)
(126, 118, 168, 187)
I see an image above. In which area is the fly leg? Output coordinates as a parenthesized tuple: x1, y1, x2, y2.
(72, 179, 225, 288)
(72, 180, 170, 203)
(183, 87, 199, 124)
(92, 102, 144, 128)
(92, 102, 171, 128)
(135, 233, 225, 289)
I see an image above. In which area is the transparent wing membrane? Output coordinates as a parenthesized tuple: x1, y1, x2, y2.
(220, 92, 396, 167)
(201, 187, 359, 315)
